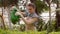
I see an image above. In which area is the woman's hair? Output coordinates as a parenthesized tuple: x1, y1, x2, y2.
(27, 3, 39, 15)
(27, 3, 36, 9)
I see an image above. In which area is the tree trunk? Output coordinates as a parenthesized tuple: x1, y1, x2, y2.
(1, 7, 6, 29)
(56, 0, 60, 30)
(7, 7, 13, 30)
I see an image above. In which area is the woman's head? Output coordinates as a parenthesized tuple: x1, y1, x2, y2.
(26, 3, 36, 14)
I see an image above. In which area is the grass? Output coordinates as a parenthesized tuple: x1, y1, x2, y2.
(0, 29, 60, 34)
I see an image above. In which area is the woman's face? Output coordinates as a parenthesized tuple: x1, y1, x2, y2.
(27, 6, 35, 14)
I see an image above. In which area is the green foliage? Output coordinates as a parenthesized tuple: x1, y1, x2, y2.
(10, 8, 21, 24)
(49, 32, 60, 34)
(47, 20, 56, 32)
(0, 29, 60, 34)
(33, 0, 49, 13)
(51, 20, 56, 31)
(0, 0, 3, 7)
(36, 19, 45, 31)
(20, 24, 25, 31)
(52, 0, 58, 4)
(0, 29, 47, 34)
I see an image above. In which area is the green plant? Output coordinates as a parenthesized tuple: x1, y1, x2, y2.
(0, 29, 47, 34)
(47, 20, 56, 32)
(49, 32, 60, 34)
(10, 8, 21, 24)
(0, 29, 60, 34)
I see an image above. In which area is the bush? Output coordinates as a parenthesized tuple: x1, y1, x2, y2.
(0, 29, 60, 34)
(0, 29, 46, 34)
(49, 32, 60, 34)
(10, 8, 20, 24)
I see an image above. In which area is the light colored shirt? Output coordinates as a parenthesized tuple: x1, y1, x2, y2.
(26, 12, 39, 26)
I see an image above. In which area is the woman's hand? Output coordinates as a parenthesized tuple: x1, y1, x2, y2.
(15, 11, 21, 16)
(15, 11, 26, 16)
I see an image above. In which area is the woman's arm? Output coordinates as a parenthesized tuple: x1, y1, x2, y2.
(25, 17, 38, 25)
(16, 12, 38, 25)
(15, 9, 38, 25)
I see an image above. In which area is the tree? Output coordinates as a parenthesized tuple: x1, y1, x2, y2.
(55, 0, 60, 31)
(51, 0, 60, 31)
(0, 0, 18, 29)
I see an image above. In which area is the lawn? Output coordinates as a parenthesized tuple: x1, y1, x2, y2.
(0, 29, 60, 34)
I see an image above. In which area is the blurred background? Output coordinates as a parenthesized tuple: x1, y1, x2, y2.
(0, 0, 60, 34)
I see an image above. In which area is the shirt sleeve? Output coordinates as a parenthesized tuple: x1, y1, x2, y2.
(32, 13, 39, 18)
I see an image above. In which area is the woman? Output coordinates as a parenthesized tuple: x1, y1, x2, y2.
(16, 3, 39, 31)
